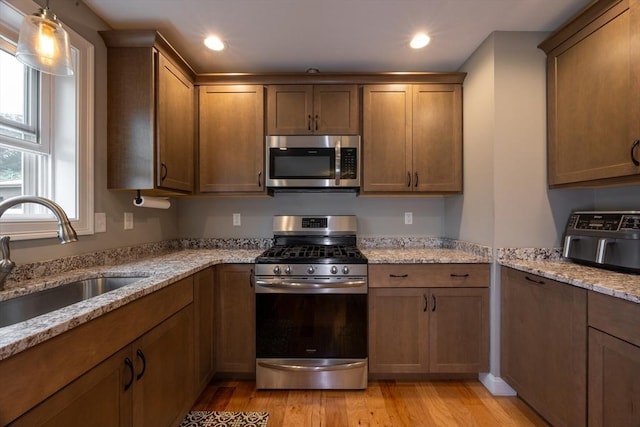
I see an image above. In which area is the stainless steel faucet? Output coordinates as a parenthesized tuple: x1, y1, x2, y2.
(0, 196, 78, 290)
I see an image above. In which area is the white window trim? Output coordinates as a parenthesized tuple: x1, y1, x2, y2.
(0, 0, 94, 241)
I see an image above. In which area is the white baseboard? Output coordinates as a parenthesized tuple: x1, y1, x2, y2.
(478, 373, 517, 396)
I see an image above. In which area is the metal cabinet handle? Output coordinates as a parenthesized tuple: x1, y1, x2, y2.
(423, 294, 428, 312)
(160, 163, 168, 181)
(124, 357, 134, 391)
(250, 268, 254, 288)
(524, 276, 545, 285)
(135, 349, 146, 381)
(389, 274, 408, 278)
(307, 114, 312, 131)
(258, 171, 262, 188)
(407, 172, 411, 187)
(632, 140, 639, 166)
(432, 294, 436, 312)
(414, 172, 418, 187)
(315, 114, 319, 131)
(450, 273, 470, 278)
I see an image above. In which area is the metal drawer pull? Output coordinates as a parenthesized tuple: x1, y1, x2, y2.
(631, 139, 639, 166)
(407, 172, 411, 187)
(432, 294, 436, 312)
(389, 274, 408, 278)
(423, 294, 428, 312)
(255, 279, 366, 289)
(258, 360, 366, 372)
(450, 273, 469, 278)
(124, 357, 134, 391)
(524, 276, 545, 285)
(135, 349, 146, 381)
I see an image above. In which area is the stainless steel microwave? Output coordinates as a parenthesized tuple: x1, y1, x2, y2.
(265, 135, 360, 190)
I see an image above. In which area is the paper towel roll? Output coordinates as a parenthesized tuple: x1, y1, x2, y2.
(133, 196, 171, 209)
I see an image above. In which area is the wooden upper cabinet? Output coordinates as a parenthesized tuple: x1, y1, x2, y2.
(157, 54, 195, 192)
(362, 84, 462, 193)
(101, 30, 195, 194)
(266, 84, 359, 135)
(540, 0, 640, 187)
(198, 85, 265, 193)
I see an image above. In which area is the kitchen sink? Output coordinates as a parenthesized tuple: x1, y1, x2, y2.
(0, 276, 147, 328)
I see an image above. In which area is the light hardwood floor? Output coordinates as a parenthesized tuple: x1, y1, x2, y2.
(192, 379, 550, 426)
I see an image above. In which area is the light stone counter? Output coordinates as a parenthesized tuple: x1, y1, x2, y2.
(0, 249, 261, 361)
(362, 248, 490, 264)
(498, 249, 640, 304)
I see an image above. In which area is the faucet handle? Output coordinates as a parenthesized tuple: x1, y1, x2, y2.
(0, 236, 15, 272)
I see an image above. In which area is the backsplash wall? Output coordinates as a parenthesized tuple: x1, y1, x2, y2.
(177, 193, 446, 238)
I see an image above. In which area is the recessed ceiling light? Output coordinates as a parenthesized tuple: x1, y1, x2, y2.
(204, 35, 225, 51)
(410, 33, 431, 49)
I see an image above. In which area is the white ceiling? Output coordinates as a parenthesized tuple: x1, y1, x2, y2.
(81, 0, 591, 74)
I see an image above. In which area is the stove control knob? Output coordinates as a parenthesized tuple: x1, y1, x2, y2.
(307, 266, 315, 274)
(284, 265, 292, 274)
(342, 266, 350, 275)
(330, 266, 338, 274)
(273, 266, 281, 275)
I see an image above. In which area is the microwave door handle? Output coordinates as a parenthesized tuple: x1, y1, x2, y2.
(335, 138, 341, 186)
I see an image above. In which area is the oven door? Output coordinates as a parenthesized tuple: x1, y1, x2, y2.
(255, 277, 368, 389)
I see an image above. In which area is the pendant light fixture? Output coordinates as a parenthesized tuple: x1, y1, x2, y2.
(15, 0, 74, 76)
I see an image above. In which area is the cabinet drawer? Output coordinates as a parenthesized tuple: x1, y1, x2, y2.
(589, 291, 640, 347)
(369, 264, 489, 288)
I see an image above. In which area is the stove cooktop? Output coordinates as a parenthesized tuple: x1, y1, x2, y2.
(256, 244, 367, 265)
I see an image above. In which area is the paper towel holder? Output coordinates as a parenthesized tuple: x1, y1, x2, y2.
(134, 190, 143, 205)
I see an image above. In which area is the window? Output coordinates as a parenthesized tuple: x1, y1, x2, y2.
(0, 0, 94, 240)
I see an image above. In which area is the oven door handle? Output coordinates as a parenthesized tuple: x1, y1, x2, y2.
(254, 278, 367, 289)
(258, 360, 367, 372)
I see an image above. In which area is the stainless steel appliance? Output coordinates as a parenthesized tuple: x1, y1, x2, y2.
(254, 215, 368, 389)
(562, 211, 640, 273)
(265, 135, 360, 191)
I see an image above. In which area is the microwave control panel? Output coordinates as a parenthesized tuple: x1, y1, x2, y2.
(340, 147, 358, 180)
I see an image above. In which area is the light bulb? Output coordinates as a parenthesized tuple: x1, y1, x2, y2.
(410, 33, 431, 49)
(204, 36, 225, 51)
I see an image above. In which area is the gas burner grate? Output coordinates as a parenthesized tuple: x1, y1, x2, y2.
(257, 244, 367, 263)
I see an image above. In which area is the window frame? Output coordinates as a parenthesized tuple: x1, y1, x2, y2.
(0, 0, 94, 240)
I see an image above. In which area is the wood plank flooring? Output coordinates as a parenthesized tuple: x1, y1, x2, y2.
(192, 379, 550, 426)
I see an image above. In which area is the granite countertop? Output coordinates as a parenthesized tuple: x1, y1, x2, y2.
(0, 249, 261, 361)
(0, 244, 488, 361)
(362, 248, 490, 264)
(500, 258, 640, 304)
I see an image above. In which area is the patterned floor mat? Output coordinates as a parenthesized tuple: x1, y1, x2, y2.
(179, 411, 269, 427)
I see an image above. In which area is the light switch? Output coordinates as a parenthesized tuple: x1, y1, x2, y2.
(124, 212, 134, 230)
(95, 212, 106, 233)
(233, 213, 241, 226)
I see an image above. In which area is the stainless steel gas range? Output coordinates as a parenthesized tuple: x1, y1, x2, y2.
(254, 215, 368, 389)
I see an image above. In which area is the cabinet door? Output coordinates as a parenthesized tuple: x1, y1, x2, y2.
(363, 85, 413, 192)
(412, 85, 462, 192)
(589, 327, 640, 427)
(501, 268, 587, 427)
(199, 85, 265, 193)
(194, 267, 215, 396)
(368, 288, 428, 374)
(157, 52, 194, 192)
(132, 306, 194, 427)
(313, 85, 359, 134)
(216, 265, 256, 374)
(546, 1, 640, 186)
(266, 85, 313, 135)
(428, 288, 488, 373)
(9, 347, 132, 427)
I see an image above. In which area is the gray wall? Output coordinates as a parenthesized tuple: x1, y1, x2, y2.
(9, 0, 179, 264)
(177, 194, 445, 238)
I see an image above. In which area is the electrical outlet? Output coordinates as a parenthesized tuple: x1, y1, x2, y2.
(233, 213, 241, 226)
(404, 212, 413, 225)
(94, 212, 106, 233)
(124, 212, 134, 230)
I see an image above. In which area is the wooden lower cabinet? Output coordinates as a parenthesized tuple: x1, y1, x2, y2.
(588, 290, 640, 426)
(194, 267, 215, 395)
(10, 305, 193, 427)
(215, 264, 255, 374)
(368, 264, 489, 376)
(501, 267, 587, 427)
